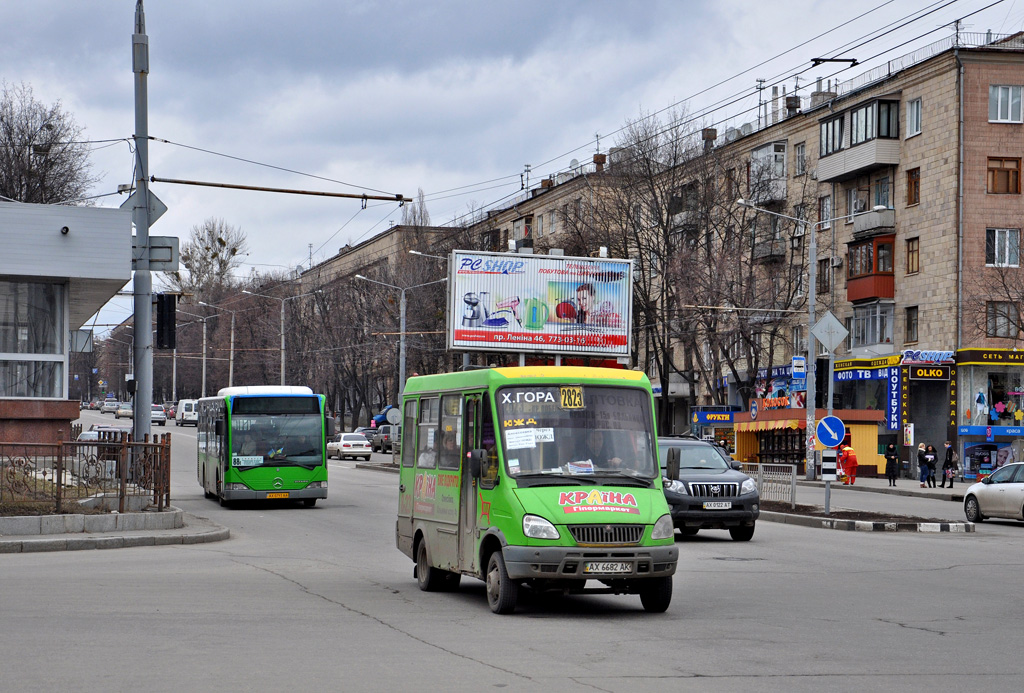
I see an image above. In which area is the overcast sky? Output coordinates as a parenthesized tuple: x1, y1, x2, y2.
(3, 0, 1022, 328)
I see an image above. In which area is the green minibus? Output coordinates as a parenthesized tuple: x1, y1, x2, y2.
(396, 366, 677, 614)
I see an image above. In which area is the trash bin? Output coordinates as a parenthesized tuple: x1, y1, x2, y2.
(901, 460, 910, 479)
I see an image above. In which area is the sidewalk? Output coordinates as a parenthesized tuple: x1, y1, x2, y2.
(0, 508, 230, 554)
(796, 474, 969, 502)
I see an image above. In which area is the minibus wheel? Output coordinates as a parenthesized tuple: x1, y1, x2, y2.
(638, 576, 673, 613)
(486, 552, 518, 614)
(416, 541, 444, 591)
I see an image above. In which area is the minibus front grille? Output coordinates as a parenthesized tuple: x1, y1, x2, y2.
(569, 524, 644, 546)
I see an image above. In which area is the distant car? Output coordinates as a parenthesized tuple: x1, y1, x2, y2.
(101, 401, 120, 414)
(162, 401, 176, 418)
(964, 462, 1024, 522)
(151, 404, 167, 426)
(80, 401, 89, 410)
(89, 400, 102, 410)
(176, 399, 198, 426)
(353, 426, 375, 442)
(659, 436, 759, 541)
(328, 433, 372, 461)
(115, 402, 133, 419)
(371, 424, 399, 453)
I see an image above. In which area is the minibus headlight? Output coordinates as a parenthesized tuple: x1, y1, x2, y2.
(523, 514, 559, 540)
(741, 478, 757, 495)
(652, 514, 674, 540)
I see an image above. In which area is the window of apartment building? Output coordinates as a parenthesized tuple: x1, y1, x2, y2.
(906, 237, 920, 274)
(820, 115, 844, 157)
(906, 98, 922, 137)
(818, 195, 832, 229)
(0, 280, 64, 398)
(989, 85, 1023, 123)
(850, 100, 899, 146)
(987, 301, 1020, 338)
(849, 302, 894, 347)
(905, 306, 919, 343)
(817, 258, 832, 294)
(907, 168, 921, 205)
(535, 213, 544, 237)
(725, 168, 736, 202)
(792, 325, 806, 354)
(847, 237, 893, 278)
(874, 177, 890, 209)
(986, 227, 1020, 267)
(548, 211, 557, 237)
(752, 142, 787, 179)
(483, 229, 501, 252)
(512, 216, 532, 240)
(846, 187, 859, 222)
(988, 157, 1021, 194)
(794, 142, 806, 176)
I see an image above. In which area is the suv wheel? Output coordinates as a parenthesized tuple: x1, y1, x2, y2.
(729, 524, 755, 541)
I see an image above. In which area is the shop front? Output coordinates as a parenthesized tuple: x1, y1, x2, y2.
(690, 408, 736, 455)
(955, 349, 1024, 480)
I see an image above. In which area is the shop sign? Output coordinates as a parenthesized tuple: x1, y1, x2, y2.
(902, 349, 954, 364)
(887, 367, 900, 430)
(955, 349, 1024, 365)
(909, 365, 950, 380)
(958, 426, 1024, 436)
(834, 355, 901, 370)
(692, 411, 734, 426)
(750, 396, 790, 412)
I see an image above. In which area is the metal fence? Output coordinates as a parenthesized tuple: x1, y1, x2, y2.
(741, 462, 797, 509)
(0, 431, 171, 514)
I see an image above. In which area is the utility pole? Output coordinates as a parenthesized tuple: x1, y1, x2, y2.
(131, 0, 153, 443)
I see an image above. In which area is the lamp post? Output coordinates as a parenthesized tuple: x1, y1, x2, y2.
(199, 302, 237, 388)
(355, 275, 447, 397)
(242, 289, 321, 386)
(409, 250, 468, 370)
(737, 198, 886, 478)
(178, 310, 210, 398)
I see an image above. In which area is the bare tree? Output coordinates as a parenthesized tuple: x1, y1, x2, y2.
(401, 187, 431, 227)
(963, 261, 1024, 347)
(0, 81, 98, 204)
(164, 217, 249, 300)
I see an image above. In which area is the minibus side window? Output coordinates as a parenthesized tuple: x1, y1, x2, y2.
(479, 395, 498, 489)
(438, 395, 462, 470)
(401, 399, 417, 468)
(417, 397, 439, 469)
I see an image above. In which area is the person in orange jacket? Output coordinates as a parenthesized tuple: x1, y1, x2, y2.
(839, 442, 858, 485)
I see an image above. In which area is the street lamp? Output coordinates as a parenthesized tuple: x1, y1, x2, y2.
(241, 289, 321, 386)
(355, 275, 447, 397)
(737, 198, 886, 479)
(199, 302, 237, 388)
(178, 310, 210, 398)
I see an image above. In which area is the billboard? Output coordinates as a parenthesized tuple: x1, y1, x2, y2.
(447, 250, 633, 357)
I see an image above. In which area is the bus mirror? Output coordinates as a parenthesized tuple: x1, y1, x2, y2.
(468, 449, 485, 478)
(666, 447, 680, 481)
(326, 417, 336, 437)
(215, 420, 225, 438)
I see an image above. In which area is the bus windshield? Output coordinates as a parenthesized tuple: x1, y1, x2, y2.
(231, 413, 323, 467)
(495, 385, 657, 479)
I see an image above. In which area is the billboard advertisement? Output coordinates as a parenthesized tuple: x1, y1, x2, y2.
(447, 250, 633, 357)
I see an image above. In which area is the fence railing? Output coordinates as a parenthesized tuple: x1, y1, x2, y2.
(741, 462, 797, 509)
(0, 431, 171, 514)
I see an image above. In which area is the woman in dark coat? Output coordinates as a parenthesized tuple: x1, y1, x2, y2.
(924, 444, 939, 488)
(884, 443, 899, 487)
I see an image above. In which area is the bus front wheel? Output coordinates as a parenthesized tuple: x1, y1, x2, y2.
(485, 552, 518, 614)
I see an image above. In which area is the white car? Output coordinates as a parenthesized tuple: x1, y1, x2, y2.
(151, 404, 167, 426)
(327, 433, 372, 461)
(101, 400, 120, 414)
(964, 462, 1024, 522)
(175, 399, 198, 427)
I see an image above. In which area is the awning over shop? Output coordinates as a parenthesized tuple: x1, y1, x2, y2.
(735, 419, 808, 432)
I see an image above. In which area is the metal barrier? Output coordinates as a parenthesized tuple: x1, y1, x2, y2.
(741, 462, 797, 509)
(0, 431, 171, 514)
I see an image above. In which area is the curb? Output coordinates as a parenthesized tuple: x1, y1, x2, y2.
(760, 510, 975, 533)
(795, 479, 965, 503)
(0, 511, 230, 554)
(355, 462, 400, 474)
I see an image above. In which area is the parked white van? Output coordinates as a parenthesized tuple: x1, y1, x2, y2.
(176, 399, 198, 426)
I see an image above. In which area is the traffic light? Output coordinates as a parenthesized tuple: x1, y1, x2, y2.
(156, 293, 176, 349)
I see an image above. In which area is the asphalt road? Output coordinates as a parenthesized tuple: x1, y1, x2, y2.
(2, 411, 1023, 692)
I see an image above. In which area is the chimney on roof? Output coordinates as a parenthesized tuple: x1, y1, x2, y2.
(593, 153, 607, 173)
(702, 128, 717, 151)
(810, 77, 836, 108)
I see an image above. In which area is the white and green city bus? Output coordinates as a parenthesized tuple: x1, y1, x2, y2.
(197, 386, 333, 507)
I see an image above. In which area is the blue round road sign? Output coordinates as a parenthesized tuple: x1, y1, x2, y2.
(816, 416, 846, 448)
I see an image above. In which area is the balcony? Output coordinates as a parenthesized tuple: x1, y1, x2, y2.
(747, 178, 787, 205)
(847, 272, 895, 302)
(752, 239, 787, 262)
(818, 139, 900, 182)
(853, 208, 895, 237)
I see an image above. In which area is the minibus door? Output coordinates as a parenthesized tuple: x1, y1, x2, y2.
(458, 394, 480, 574)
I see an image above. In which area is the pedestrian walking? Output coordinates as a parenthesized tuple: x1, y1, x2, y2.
(839, 439, 858, 485)
(917, 443, 928, 487)
(884, 443, 899, 487)
(924, 444, 938, 488)
(940, 441, 958, 489)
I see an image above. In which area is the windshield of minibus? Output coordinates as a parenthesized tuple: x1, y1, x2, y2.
(496, 385, 657, 479)
(230, 396, 323, 467)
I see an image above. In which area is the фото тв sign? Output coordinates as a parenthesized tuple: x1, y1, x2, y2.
(448, 250, 633, 357)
